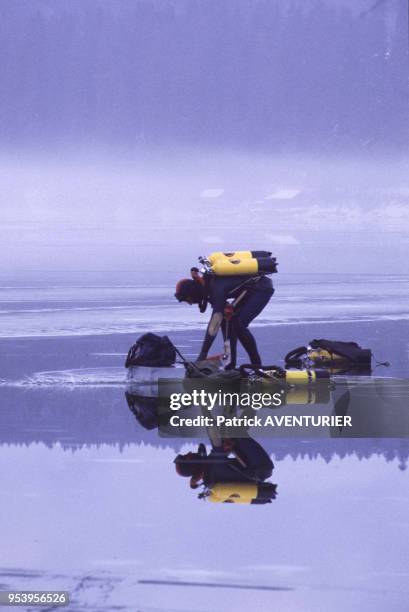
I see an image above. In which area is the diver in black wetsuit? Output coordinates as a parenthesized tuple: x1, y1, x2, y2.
(175, 271, 274, 369)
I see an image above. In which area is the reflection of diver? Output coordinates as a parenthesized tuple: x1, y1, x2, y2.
(175, 438, 277, 504)
(125, 391, 277, 503)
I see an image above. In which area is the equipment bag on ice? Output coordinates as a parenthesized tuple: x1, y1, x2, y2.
(285, 339, 372, 369)
(125, 333, 176, 368)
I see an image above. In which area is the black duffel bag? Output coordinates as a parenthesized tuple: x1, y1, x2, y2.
(125, 333, 176, 368)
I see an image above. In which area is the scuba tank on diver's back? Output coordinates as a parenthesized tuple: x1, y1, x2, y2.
(207, 251, 273, 265)
(211, 256, 277, 276)
(202, 250, 278, 276)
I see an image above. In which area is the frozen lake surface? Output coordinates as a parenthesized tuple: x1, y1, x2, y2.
(0, 273, 408, 611)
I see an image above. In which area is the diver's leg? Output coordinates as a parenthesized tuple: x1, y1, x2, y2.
(233, 317, 262, 365)
(238, 287, 274, 328)
(233, 288, 274, 365)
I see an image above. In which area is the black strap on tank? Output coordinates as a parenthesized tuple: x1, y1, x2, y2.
(227, 275, 261, 297)
(284, 346, 308, 368)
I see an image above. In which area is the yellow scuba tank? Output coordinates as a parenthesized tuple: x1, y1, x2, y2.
(245, 368, 331, 405)
(286, 369, 319, 384)
(307, 348, 344, 364)
(199, 250, 277, 276)
(210, 256, 277, 276)
(208, 250, 272, 265)
(260, 368, 330, 385)
(242, 366, 331, 404)
(307, 349, 349, 374)
(240, 364, 330, 388)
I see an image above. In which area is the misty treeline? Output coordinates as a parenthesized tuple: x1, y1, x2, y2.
(0, 0, 408, 151)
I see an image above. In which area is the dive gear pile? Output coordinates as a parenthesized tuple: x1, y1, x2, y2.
(285, 339, 373, 370)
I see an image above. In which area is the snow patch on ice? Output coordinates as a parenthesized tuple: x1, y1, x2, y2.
(201, 235, 223, 244)
(264, 188, 300, 200)
(200, 188, 224, 198)
(265, 233, 300, 245)
(24, 367, 127, 387)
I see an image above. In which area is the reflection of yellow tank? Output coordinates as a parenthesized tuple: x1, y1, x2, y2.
(208, 482, 277, 504)
(208, 250, 271, 265)
(210, 257, 277, 276)
(285, 387, 319, 405)
(209, 482, 257, 503)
